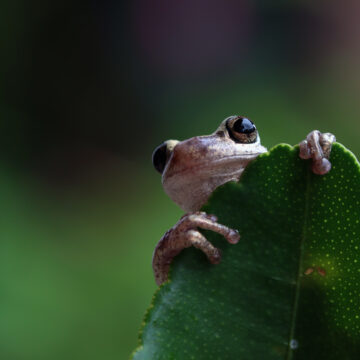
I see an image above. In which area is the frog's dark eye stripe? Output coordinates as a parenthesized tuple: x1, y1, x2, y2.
(152, 142, 168, 174)
(226, 116, 258, 143)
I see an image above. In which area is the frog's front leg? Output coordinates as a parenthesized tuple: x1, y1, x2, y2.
(299, 130, 336, 175)
(152, 212, 240, 285)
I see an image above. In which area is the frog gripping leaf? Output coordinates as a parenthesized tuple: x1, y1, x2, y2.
(151, 116, 335, 285)
(130, 117, 360, 360)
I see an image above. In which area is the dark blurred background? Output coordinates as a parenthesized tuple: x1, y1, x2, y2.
(1, 1, 360, 359)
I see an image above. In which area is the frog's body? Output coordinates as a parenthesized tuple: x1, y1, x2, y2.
(152, 116, 335, 285)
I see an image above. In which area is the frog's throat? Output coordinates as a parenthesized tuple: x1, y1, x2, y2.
(163, 165, 246, 213)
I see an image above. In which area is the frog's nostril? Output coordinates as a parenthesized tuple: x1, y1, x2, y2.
(152, 142, 168, 174)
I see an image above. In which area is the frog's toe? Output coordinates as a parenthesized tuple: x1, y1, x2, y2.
(186, 212, 240, 244)
(319, 132, 336, 158)
(187, 230, 222, 264)
(312, 158, 332, 175)
(299, 130, 336, 175)
(152, 212, 240, 285)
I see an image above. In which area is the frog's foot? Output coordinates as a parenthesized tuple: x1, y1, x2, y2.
(152, 212, 240, 285)
(299, 130, 336, 175)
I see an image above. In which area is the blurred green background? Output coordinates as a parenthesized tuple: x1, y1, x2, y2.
(1, 1, 360, 359)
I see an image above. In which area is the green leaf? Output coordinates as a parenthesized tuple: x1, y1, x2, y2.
(131, 143, 360, 360)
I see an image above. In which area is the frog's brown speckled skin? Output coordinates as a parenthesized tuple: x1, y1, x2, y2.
(152, 116, 336, 285)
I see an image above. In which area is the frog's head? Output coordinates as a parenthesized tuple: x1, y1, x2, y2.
(152, 116, 267, 212)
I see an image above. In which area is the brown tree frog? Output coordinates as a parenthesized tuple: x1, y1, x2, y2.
(151, 116, 336, 285)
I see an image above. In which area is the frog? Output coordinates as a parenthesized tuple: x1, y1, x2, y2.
(151, 115, 336, 285)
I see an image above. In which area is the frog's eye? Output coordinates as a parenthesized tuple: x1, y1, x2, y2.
(227, 116, 257, 143)
(152, 140, 179, 174)
(152, 143, 167, 174)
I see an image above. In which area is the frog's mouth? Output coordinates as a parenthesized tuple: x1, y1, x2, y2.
(163, 151, 266, 181)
